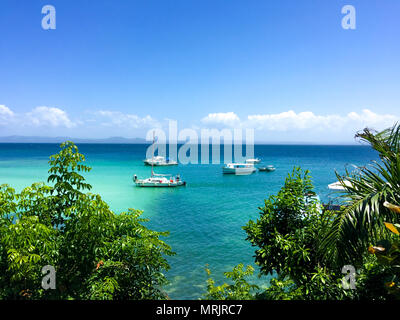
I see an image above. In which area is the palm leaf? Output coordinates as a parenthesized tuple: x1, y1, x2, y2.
(320, 124, 400, 266)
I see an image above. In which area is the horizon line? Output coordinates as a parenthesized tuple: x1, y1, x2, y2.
(0, 135, 363, 146)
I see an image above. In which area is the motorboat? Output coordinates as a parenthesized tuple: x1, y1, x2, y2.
(133, 173, 186, 187)
(245, 158, 261, 164)
(328, 180, 352, 191)
(259, 165, 276, 172)
(143, 155, 178, 166)
(222, 163, 256, 175)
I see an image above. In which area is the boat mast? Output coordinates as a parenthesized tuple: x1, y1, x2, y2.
(151, 131, 154, 177)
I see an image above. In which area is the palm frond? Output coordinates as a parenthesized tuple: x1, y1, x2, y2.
(320, 123, 400, 266)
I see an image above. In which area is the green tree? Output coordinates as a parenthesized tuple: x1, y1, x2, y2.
(0, 141, 174, 300)
(47, 141, 92, 227)
(243, 167, 346, 299)
(203, 264, 259, 300)
(204, 168, 349, 300)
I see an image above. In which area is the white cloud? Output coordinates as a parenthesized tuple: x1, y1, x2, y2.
(0, 105, 14, 125)
(1, 103, 399, 143)
(346, 109, 398, 129)
(246, 110, 343, 131)
(0, 105, 14, 117)
(247, 109, 399, 132)
(0, 105, 162, 138)
(201, 112, 240, 127)
(96, 110, 160, 128)
(26, 106, 76, 128)
(201, 109, 399, 133)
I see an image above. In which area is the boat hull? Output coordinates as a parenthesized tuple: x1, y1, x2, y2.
(223, 167, 256, 175)
(245, 159, 261, 164)
(135, 181, 186, 187)
(143, 161, 178, 166)
(259, 168, 275, 172)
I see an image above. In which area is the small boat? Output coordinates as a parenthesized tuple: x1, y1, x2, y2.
(259, 165, 276, 172)
(133, 173, 186, 187)
(222, 163, 256, 175)
(135, 131, 185, 187)
(328, 180, 352, 190)
(143, 155, 178, 166)
(245, 158, 261, 164)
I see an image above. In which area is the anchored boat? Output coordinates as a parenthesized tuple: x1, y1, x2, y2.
(134, 132, 185, 187)
(245, 158, 261, 164)
(133, 173, 186, 187)
(143, 155, 178, 166)
(328, 180, 352, 190)
(222, 163, 256, 175)
(259, 165, 276, 172)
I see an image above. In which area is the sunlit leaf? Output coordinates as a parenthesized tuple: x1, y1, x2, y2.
(384, 222, 400, 235)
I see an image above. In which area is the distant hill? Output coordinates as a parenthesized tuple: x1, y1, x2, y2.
(0, 135, 359, 145)
(0, 136, 149, 144)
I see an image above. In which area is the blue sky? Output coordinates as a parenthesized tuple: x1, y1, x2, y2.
(0, 0, 399, 142)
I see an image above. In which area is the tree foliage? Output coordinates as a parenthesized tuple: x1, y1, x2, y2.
(0, 141, 174, 300)
(204, 168, 350, 300)
(368, 202, 400, 299)
(243, 167, 347, 299)
(203, 264, 259, 300)
(204, 166, 393, 300)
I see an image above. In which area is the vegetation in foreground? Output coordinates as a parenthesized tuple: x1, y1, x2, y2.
(0, 142, 174, 300)
(204, 124, 400, 300)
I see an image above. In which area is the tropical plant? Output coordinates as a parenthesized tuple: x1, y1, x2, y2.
(320, 124, 400, 267)
(368, 202, 400, 299)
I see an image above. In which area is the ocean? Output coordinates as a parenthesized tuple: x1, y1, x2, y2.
(0, 143, 379, 299)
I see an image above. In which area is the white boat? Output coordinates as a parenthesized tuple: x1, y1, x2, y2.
(143, 155, 178, 166)
(135, 132, 185, 187)
(328, 180, 352, 190)
(245, 158, 261, 164)
(133, 173, 186, 187)
(222, 163, 256, 175)
(259, 165, 276, 172)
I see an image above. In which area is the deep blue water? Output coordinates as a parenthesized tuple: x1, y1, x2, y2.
(0, 143, 379, 299)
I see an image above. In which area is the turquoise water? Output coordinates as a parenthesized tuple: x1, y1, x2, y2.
(0, 143, 379, 299)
